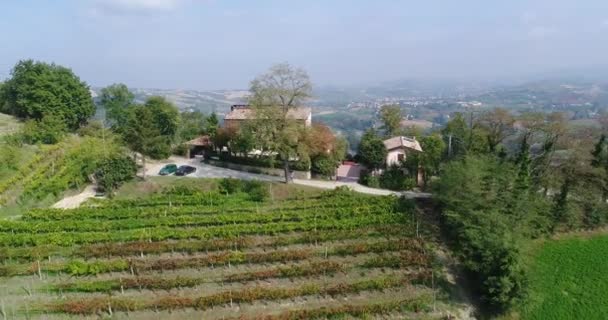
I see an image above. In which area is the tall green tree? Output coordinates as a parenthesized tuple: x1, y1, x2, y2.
(178, 111, 206, 142)
(98, 83, 134, 130)
(1, 60, 94, 130)
(357, 129, 387, 172)
(203, 112, 220, 138)
(122, 97, 179, 178)
(379, 105, 402, 137)
(248, 62, 313, 183)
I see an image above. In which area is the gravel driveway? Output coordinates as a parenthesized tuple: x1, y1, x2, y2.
(147, 157, 431, 199)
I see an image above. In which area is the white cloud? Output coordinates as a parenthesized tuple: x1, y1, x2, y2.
(92, 0, 182, 15)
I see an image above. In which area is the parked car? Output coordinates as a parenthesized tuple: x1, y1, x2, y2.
(159, 164, 178, 176)
(175, 165, 196, 176)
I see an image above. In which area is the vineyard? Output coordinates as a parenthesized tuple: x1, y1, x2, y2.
(0, 188, 460, 319)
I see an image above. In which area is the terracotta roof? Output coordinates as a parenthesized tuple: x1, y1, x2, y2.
(383, 136, 423, 152)
(225, 105, 311, 120)
(186, 135, 212, 147)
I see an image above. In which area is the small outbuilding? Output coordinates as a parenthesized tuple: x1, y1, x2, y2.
(185, 135, 213, 159)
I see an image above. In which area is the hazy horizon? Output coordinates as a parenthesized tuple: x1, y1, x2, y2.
(1, 0, 607, 90)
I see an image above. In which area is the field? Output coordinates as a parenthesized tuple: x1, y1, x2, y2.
(0, 187, 460, 319)
(518, 234, 608, 319)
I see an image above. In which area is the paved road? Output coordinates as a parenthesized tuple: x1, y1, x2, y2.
(148, 157, 431, 199)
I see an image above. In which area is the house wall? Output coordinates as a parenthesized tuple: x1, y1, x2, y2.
(386, 148, 407, 166)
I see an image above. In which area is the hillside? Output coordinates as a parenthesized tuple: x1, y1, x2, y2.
(0, 113, 21, 136)
(0, 187, 469, 319)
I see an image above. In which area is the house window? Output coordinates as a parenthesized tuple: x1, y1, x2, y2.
(397, 153, 405, 162)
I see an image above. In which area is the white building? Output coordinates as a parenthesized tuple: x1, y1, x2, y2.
(383, 136, 423, 166)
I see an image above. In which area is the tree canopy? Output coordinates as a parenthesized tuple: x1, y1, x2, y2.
(0, 60, 94, 130)
(357, 129, 387, 171)
(379, 105, 402, 137)
(248, 63, 313, 182)
(98, 83, 134, 130)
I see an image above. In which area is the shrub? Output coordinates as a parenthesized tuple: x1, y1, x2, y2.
(359, 172, 380, 188)
(242, 180, 269, 202)
(311, 154, 336, 177)
(21, 115, 67, 144)
(219, 178, 242, 194)
(94, 155, 137, 194)
(379, 165, 414, 191)
(219, 178, 268, 202)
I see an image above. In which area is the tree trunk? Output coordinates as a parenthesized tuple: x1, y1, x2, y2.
(283, 159, 292, 184)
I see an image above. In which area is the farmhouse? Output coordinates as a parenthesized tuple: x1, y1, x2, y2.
(383, 136, 423, 166)
(224, 104, 312, 129)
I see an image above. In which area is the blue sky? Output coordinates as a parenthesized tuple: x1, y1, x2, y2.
(0, 0, 607, 89)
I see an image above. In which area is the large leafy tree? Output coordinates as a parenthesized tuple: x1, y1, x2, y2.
(357, 129, 387, 172)
(248, 62, 313, 183)
(122, 97, 179, 178)
(98, 83, 134, 130)
(379, 105, 402, 137)
(1, 60, 94, 130)
(477, 108, 514, 153)
(178, 110, 206, 142)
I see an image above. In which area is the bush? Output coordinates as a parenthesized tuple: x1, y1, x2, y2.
(94, 155, 137, 195)
(379, 165, 415, 191)
(241, 180, 269, 202)
(21, 115, 67, 144)
(359, 172, 380, 188)
(311, 154, 336, 177)
(216, 153, 310, 171)
(219, 178, 242, 195)
(218, 178, 268, 202)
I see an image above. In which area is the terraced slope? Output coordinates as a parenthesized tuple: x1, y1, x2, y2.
(0, 190, 461, 319)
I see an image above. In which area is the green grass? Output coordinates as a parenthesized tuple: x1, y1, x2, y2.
(113, 177, 324, 201)
(519, 234, 608, 320)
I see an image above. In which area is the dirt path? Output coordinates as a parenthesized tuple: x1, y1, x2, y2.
(52, 185, 97, 209)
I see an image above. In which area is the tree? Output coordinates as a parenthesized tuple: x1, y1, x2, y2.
(477, 108, 514, 153)
(99, 83, 134, 130)
(357, 129, 387, 172)
(379, 105, 402, 137)
(1, 60, 94, 130)
(122, 97, 179, 178)
(203, 112, 220, 138)
(442, 113, 468, 158)
(178, 111, 206, 142)
(248, 62, 313, 183)
(406, 134, 446, 188)
(94, 155, 137, 196)
(144, 96, 179, 138)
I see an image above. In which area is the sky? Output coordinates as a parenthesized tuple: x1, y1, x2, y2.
(0, 0, 607, 90)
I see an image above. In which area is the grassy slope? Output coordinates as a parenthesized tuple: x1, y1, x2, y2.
(0, 112, 21, 136)
(517, 234, 608, 319)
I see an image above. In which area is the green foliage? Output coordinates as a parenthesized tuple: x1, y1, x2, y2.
(379, 165, 415, 191)
(311, 154, 336, 177)
(98, 83, 134, 130)
(359, 172, 380, 188)
(20, 114, 67, 144)
(357, 129, 387, 171)
(177, 110, 206, 142)
(123, 97, 179, 160)
(1, 60, 94, 130)
(94, 155, 137, 194)
(435, 155, 552, 312)
(218, 178, 269, 202)
(379, 105, 402, 137)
